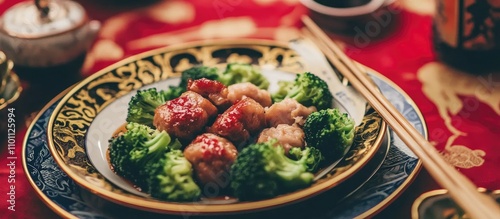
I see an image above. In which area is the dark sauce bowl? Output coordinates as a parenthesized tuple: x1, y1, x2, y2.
(314, 0, 372, 8)
(300, 0, 398, 36)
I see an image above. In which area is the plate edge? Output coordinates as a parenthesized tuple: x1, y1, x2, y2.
(22, 84, 78, 219)
(353, 67, 427, 219)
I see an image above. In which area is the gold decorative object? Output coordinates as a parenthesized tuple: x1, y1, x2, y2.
(0, 51, 22, 110)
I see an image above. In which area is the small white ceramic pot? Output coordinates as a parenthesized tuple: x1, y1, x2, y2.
(0, 0, 100, 68)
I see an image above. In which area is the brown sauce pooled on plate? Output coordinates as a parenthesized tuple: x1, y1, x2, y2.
(107, 123, 127, 172)
(106, 123, 144, 192)
(112, 123, 127, 138)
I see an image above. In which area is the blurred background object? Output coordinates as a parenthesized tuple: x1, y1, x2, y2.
(412, 188, 500, 219)
(433, 0, 500, 74)
(0, 51, 21, 111)
(300, 0, 399, 36)
(0, 51, 10, 96)
(0, 51, 22, 143)
(0, 0, 100, 80)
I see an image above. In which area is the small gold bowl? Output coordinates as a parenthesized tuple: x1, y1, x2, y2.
(0, 60, 22, 138)
(412, 188, 500, 219)
(0, 53, 22, 111)
(0, 52, 11, 95)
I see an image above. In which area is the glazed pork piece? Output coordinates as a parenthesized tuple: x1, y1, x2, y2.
(265, 98, 317, 127)
(257, 124, 305, 154)
(227, 82, 272, 107)
(208, 97, 266, 145)
(184, 133, 238, 187)
(187, 78, 231, 111)
(153, 91, 217, 140)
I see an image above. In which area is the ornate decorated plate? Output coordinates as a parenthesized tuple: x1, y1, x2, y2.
(45, 40, 388, 214)
(23, 69, 425, 219)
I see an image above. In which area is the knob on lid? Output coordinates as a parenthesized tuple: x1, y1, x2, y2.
(0, 0, 87, 39)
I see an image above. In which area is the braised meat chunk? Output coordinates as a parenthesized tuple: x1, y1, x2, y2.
(184, 133, 238, 187)
(208, 97, 266, 145)
(257, 124, 305, 154)
(187, 78, 231, 111)
(153, 91, 217, 140)
(227, 82, 272, 107)
(265, 98, 317, 127)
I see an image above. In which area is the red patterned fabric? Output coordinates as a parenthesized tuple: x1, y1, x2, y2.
(1, 0, 499, 218)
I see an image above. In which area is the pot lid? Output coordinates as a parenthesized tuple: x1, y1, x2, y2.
(0, 0, 87, 39)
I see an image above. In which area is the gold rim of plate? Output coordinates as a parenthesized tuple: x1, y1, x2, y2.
(21, 89, 388, 219)
(355, 70, 425, 219)
(46, 39, 389, 214)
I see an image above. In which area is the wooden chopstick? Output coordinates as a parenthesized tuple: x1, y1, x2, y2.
(301, 15, 500, 219)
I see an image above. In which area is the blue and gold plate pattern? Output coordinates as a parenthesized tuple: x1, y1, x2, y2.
(45, 40, 388, 214)
(23, 70, 425, 219)
(23, 40, 426, 218)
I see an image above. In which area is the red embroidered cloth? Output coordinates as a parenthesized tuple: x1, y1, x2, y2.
(1, 0, 498, 218)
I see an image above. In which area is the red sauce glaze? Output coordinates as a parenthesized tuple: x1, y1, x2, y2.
(167, 96, 196, 109)
(194, 134, 226, 158)
(194, 78, 225, 93)
(214, 101, 245, 133)
(166, 96, 203, 124)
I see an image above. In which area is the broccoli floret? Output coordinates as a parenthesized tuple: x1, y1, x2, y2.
(272, 72, 333, 110)
(126, 88, 172, 127)
(147, 149, 201, 201)
(109, 122, 180, 186)
(271, 80, 294, 101)
(177, 66, 220, 90)
(109, 123, 200, 201)
(230, 139, 314, 201)
(218, 63, 270, 89)
(167, 64, 269, 97)
(288, 146, 325, 172)
(163, 66, 220, 100)
(162, 86, 184, 101)
(303, 108, 355, 160)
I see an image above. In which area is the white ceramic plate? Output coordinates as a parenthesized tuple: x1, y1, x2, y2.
(45, 40, 396, 215)
(23, 69, 424, 219)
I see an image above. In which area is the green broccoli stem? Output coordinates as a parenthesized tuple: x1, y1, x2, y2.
(287, 86, 307, 102)
(153, 150, 201, 201)
(275, 165, 314, 189)
(168, 155, 191, 173)
(267, 146, 314, 190)
(145, 131, 172, 154)
(145, 98, 163, 109)
(129, 131, 173, 168)
(337, 120, 355, 131)
(133, 114, 154, 126)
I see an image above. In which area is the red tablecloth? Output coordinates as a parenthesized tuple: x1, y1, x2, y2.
(1, 0, 499, 218)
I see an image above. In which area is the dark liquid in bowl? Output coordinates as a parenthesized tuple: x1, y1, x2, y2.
(314, 0, 371, 8)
